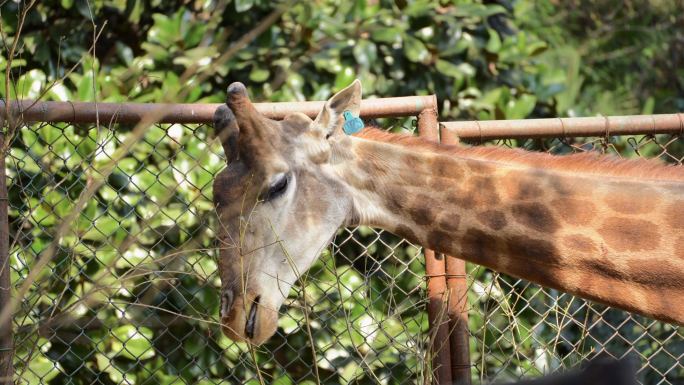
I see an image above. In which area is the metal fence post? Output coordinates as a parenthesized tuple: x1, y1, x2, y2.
(0, 130, 13, 385)
(418, 103, 452, 385)
(440, 126, 472, 385)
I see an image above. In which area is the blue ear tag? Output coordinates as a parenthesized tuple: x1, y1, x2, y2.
(342, 110, 364, 135)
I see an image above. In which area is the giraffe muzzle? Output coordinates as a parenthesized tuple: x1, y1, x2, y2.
(220, 290, 278, 345)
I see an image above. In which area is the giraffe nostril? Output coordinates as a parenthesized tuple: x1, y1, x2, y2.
(245, 296, 260, 339)
(221, 290, 234, 318)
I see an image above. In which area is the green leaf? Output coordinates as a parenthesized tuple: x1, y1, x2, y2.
(371, 27, 402, 44)
(24, 354, 60, 384)
(641, 96, 655, 115)
(77, 74, 95, 101)
(184, 21, 207, 48)
(403, 35, 428, 63)
(235, 0, 255, 12)
(334, 67, 355, 91)
(15, 69, 46, 99)
(353, 40, 377, 69)
(111, 325, 155, 360)
(486, 29, 502, 53)
(452, 3, 507, 18)
(249, 67, 270, 82)
(149, 13, 182, 47)
(504, 94, 537, 119)
(115, 42, 134, 65)
(47, 83, 72, 101)
(436, 60, 475, 79)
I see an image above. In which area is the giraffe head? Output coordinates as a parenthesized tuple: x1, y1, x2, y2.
(213, 81, 362, 344)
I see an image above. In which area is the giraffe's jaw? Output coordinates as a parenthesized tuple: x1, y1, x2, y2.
(220, 289, 279, 345)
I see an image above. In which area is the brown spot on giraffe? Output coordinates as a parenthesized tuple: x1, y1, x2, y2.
(357, 157, 390, 176)
(476, 210, 507, 230)
(436, 212, 461, 232)
(407, 194, 437, 226)
(552, 198, 596, 226)
(426, 175, 454, 194)
(394, 224, 420, 245)
(384, 189, 406, 214)
(563, 234, 598, 255)
(605, 187, 656, 214)
(598, 217, 661, 252)
(506, 235, 563, 266)
(404, 152, 428, 172)
(512, 203, 560, 233)
(397, 170, 423, 186)
(451, 176, 500, 207)
(432, 156, 465, 180)
(466, 160, 496, 174)
(501, 173, 545, 200)
(460, 228, 504, 262)
(548, 177, 586, 197)
(427, 229, 455, 253)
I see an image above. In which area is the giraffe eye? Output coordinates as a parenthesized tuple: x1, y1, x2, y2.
(264, 173, 290, 201)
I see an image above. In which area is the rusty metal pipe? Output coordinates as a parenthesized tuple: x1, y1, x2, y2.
(439, 126, 472, 385)
(0, 95, 438, 124)
(441, 113, 684, 140)
(418, 105, 453, 385)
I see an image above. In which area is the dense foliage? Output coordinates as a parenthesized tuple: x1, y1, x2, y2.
(1, 0, 682, 384)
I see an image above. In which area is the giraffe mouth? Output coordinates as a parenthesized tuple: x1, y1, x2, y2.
(245, 295, 260, 339)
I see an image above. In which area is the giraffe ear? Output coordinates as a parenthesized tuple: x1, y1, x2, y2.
(314, 79, 362, 137)
(213, 104, 240, 163)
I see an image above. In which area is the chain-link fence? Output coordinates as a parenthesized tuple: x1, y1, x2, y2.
(3, 108, 683, 385)
(6, 115, 438, 385)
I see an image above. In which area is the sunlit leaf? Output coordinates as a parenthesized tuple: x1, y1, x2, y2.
(111, 325, 156, 360)
(403, 35, 429, 63)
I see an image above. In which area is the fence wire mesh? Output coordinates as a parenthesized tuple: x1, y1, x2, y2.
(7, 117, 433, 385)
(4, 116, 683, 385)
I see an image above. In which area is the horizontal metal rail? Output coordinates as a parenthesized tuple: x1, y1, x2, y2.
(0, 95, 437, 124)
(2, 99, 682, 139)
(442, 114, 684, 140)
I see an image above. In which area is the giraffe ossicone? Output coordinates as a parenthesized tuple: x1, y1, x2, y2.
(213, 80, 684, 345)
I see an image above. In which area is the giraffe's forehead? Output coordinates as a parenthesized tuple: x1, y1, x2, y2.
(212, 161, 256, 210)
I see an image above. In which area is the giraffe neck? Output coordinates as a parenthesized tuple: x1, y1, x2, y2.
(335, 131, 684, 325)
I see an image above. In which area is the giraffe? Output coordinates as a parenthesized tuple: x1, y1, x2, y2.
(212, 80, 684, 345)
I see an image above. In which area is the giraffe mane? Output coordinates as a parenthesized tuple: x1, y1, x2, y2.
(356, 127, 684, 182)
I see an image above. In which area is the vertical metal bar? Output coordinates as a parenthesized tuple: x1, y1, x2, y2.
(440, 126, 471, 385)
(0, 131, 12, 385)
(417, 104, 452, 385)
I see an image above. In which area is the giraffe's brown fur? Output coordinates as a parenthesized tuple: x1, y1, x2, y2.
(346, 127, 684, 324)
